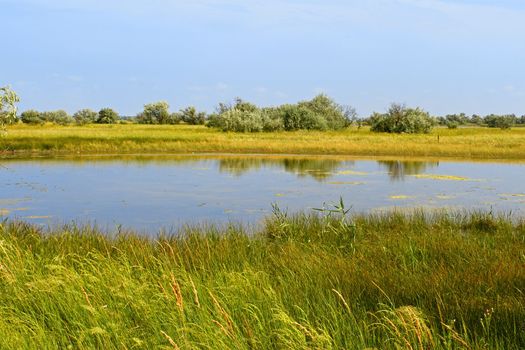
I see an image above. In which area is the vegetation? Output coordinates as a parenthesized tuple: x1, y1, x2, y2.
(2, 124, 525, 159)
(137, 101, 171, 125)
(0, 210, 523, 349)
(207, 95, 354, 132)
(370, 104, 435, 134)
(0, 86, 19, 130)
(96, 108, 119, 124)
(74, 109, 98, 125)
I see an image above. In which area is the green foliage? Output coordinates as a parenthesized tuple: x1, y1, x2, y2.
(180, 106, 206, 125)
(97, 108, 119, 124)
(40, 110, 73, 125)
(73, 109, 98, 125)
(213, 109, 265, 132)
(0, 86, 20, 130)
(370, 103, 435, 134)
(20, 110, 44, 125)
(484, 114, 516, 129)
(137, 101, 171, 124)
(0, 211, 523, 348)
(280, 104, 328, 131)
(446, 121, 459, 129)
(208, 94, 354, 132)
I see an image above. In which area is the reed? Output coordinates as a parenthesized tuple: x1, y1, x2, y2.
(0, 209, 523, 349)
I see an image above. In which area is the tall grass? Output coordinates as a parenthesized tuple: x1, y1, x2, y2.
(2, 124, 525, 159)
(0, 210, 524, 349)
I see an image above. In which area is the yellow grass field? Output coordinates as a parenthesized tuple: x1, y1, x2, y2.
(1, 124, 525, 160)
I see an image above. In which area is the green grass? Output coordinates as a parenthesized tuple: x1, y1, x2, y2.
(1, 210, 524, 349)
(2, 124, 525, 159)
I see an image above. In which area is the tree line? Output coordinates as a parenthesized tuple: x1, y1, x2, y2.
(3, 86, 525, 134)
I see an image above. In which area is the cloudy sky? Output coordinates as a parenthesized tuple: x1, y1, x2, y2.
(1, 0, 524, 116)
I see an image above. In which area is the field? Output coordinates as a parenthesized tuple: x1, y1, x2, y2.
(1, 124, 525, 159)
(0, 210, 524, 349)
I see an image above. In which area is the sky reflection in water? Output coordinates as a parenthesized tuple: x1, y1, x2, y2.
(0, 156, 524, 233)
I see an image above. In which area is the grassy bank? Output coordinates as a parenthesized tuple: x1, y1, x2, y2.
(1, 210, 524, 349)
(2, 124, 525, 159)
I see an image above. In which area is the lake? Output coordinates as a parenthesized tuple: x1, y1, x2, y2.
(1, 155, 524, 233)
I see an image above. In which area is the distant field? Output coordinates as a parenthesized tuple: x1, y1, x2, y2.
(1, 124, 525, 159)
(0, 211, 523, 349)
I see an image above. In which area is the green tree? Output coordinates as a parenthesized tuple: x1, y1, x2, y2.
(137, 101, 171, 124)
(40, 110, 73, 125)
(97, 108, 119, 124)
(20, 110, 43, 124)
(370, 103, 434, 134)
(0, 86, 20, 131)
(180, 106, 206, 125)
(73, 109, 98, 125)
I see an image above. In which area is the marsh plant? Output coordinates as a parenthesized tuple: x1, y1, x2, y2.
(0, 210, 523, 349)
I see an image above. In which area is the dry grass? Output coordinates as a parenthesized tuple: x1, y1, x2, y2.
(1, 124, 525, 159)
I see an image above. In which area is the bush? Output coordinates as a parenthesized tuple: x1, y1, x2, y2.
(279, 104, 328, 131)
(297, 94, 353, 129)
(73, 109, 97, 125)
(484, 114, 515, 129)
(97, 108, 119, 124)
(40, 110, 73, 125)
(370, 104, 434, 134)
(207, 95, 355, 132)
(20, 110, 43, 124)
(137, 101, 171, 124)
(180, 106, 206, 125)
(446, 121, 459, 129)
(214, 109, 264, 132)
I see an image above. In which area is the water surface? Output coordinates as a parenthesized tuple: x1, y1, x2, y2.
(1, 155, 524, 233)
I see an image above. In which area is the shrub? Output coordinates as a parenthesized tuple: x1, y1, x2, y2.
(180, 106, 206, 125)
(279, 104, 328, 131)
(207, 95, 355, 132)
(137, 101, 171, 124)
(370, 104, 434, 134)
(40, 110, 73, 125)
(484, 114, 515, 129)
(297, 94, 353, 129)
(214, 109, 264, 132)
(73, 109, 97, 125)
(446, 121, 459, 129)
(20, 110, 43, 124)
(97, 108, 119, 124)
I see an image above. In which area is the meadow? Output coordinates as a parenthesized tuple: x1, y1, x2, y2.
(1, 124, 525, 159)
(0, 209, 524, 349)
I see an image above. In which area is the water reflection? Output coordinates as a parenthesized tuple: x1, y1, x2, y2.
(218, 158, 346, 181)
(378, 160, 439, 181)
(1, 155, 524, 232)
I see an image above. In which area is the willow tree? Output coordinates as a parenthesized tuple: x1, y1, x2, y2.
(0, 86, 19, 132)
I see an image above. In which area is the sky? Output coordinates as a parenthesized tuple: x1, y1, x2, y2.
(1, 0, 525, 117)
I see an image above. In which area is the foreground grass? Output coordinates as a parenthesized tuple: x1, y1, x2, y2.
(2, 124, 525, 159)
(1, 210, 524, 349)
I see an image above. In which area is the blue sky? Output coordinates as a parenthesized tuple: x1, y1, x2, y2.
(1, 0, 524, 116)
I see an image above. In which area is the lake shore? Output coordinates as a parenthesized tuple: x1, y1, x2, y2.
(2, 124, 525, 159)
(0, 210, 523, 349)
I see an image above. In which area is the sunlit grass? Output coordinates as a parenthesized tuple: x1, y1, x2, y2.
(0, 210, 524, 348)
(2, 124, 525, 159)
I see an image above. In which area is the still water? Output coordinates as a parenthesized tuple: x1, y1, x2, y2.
(1, 155, 524, 232)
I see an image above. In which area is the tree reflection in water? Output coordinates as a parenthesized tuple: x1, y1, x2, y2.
(378, 160, 439, 181)
(218, 158, 348, 181)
